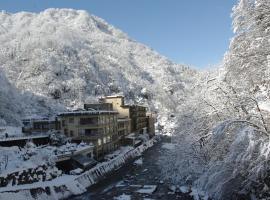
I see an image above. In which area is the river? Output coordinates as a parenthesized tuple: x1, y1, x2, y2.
(69, 137, 192, 200)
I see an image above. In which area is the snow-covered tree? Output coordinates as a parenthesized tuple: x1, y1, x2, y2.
(160, 1, 270, 199)
(225, 0, 270, 92)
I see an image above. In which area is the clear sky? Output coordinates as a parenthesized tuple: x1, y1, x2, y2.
(0, 0, 237, 69)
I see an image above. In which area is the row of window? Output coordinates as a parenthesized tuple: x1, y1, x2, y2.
(80, 118, 98, 125)
(33, 124, 49, 129)
(77, 126, 118, 136)
(62, 116, 117, 126)
(97, 135, 112, 146)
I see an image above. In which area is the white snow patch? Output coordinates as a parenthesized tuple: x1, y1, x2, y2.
(70, 168, 83, 175)
(115, 181, 126, 187)
(0, 126, 23, 138)
(179, 185, 190, 193)
(136, 185, 157, 194)
(190, 187, 200, 200)
(134, 158, 143, 165)
(161, 143, 176, 150)
(114, 193, 131, 200)
(259, 101, 270, 112)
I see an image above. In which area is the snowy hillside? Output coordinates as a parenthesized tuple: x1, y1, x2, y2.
(0, 70, 66, 125)
(0, 8, 196, 124)
(0, 71, 22, 125)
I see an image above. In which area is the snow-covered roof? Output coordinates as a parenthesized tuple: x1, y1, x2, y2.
(72, 155, 97, 168)
(121, 104, 147, 108)
(0, 134, 49, 142)
(117, 118, 130, 122)
(58, 110, 118, 117)
(100, 95, 124, 99)
(125, 133, 136, 139)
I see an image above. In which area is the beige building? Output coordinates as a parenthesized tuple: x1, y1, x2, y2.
(99, 96, 148, 134)
(57, 110, 118, 160)
(99, 96, 130, 118)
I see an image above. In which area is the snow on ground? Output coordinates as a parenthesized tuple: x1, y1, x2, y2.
(113, 193, 131, 200)
(0, 142, 92, 175)
(179, 185, 190, 193)
(53, 142, 92, 155)
(190, 187, 200, 200)
(134, 158, 143, 165)
(0, 126, 23, 138)
(0, 144, 55, 175)
(0, 134, 157, 200)
(115, 181, 126, 187)
(259, 101, 270, 112)
(0, 174, 76, 192)
(136, 185, 157, 194)
(161, 143, 176, 150)
(104, 146, 133, 161)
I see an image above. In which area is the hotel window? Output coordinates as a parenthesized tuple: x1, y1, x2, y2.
(80, 117, 97, 125)
(79, 129, 85, 136)
(69, 118, 74, 123)
(70, 130, 74, 137)
(98, 139, 102, 146)
(85, 129, 98, 136)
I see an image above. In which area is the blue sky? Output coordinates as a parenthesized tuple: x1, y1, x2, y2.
(0, 0, 237, 69)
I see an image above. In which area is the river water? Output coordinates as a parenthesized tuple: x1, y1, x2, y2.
(70, 137, 192, 200)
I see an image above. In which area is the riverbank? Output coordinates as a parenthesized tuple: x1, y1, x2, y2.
(0, 137, 158, 200)
(71, 136, 192, 200)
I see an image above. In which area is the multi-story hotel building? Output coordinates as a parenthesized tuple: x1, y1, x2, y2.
(57, 110, 118, 160)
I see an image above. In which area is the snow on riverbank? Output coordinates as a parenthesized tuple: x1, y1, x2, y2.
(136, 185, 157, 194)
(0, 137, 158, 200)
(134, 158, 143, 165)
(161, 143, 176, 150)
(0, 142, 92, 176)
(114, 194, 131, 200)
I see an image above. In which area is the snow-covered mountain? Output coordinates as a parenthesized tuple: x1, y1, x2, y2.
(0, 8, 196, 124)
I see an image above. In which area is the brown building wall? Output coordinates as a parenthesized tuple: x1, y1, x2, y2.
(129, 105, 148, 133)
(117, 119, 131, 139)
(147, 115, 156, 137)
(58, 112, 118, 160)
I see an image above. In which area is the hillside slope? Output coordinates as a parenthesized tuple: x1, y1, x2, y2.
(0, 70, 66, 125)
(0, 8, 196, 124)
